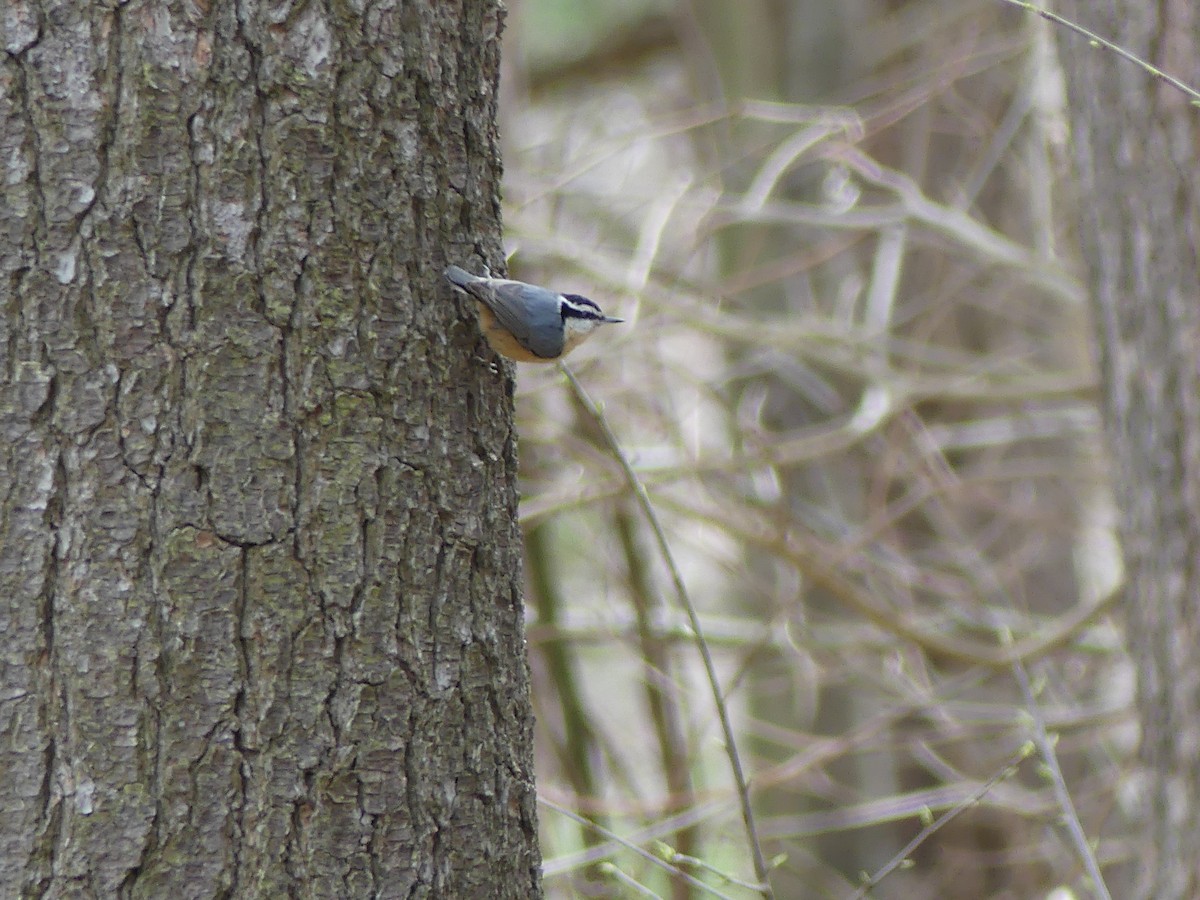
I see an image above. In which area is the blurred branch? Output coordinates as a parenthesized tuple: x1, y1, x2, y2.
(710, 152, 1083, 308)
(522, 392, 1097, 526)
(559, 362, 776, 899)
(524, 522, 606, 868)
(655, 492, 1120, 669)
(612, 505, 700, 888)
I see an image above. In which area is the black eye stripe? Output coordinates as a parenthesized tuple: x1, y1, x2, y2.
(560, 294, 604, 320)
(562, 306, 601, 320)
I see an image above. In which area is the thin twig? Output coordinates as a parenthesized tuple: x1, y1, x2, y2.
(542, 795, 736, 877)
(597, 862, 667, 899)
(1010, 655, 1112, 899)
(559, 362, 776, 899)
(997, 0, 1200, 104)
(540, 797, 740, 900)
(848, 744, 1033, 899)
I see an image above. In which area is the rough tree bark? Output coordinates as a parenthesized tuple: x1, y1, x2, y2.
(0, 1, 541, 897)
(1056, 3, 1200, 897)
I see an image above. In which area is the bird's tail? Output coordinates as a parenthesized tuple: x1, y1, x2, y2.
(444, 265, 479, 288)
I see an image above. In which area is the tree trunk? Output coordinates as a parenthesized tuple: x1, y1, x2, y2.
(0, 2, 541, 897)
(1056, 4, 1200, 897)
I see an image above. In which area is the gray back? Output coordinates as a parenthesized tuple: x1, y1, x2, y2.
(488, 283, 565, 359)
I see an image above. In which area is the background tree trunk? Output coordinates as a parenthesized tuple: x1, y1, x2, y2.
(1057, 4, 1200, 897)
(0, 2, 541, 896)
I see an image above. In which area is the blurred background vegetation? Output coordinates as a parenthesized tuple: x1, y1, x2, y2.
(497, 2, 1124, 896)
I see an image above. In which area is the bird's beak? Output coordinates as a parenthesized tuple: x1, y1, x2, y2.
(604, 316, 624, 324)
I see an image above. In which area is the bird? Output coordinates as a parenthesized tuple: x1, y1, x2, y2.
(444, 265, 623, 363)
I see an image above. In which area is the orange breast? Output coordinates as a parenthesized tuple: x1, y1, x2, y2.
(476, 304, 555, 363)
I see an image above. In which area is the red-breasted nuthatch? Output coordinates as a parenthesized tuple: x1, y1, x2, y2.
(444, 265, 623, 363)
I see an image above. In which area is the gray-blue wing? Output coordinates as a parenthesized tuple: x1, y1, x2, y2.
(487, 283, 565, 359)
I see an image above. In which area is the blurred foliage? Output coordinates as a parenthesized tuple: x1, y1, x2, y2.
(513, 0, 674, 74)
(499, 2, 1129, 898)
